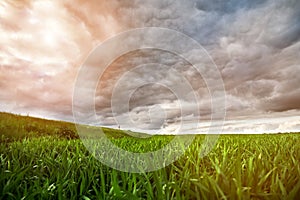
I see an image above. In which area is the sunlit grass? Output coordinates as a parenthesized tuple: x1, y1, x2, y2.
(0, 112, 300, 199)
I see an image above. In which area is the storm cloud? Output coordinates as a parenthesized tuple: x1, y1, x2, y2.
(0, 0, 299, 133)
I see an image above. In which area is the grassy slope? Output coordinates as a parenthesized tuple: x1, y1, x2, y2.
(0, 112, 300, 199)
(0, 112, 151, 141)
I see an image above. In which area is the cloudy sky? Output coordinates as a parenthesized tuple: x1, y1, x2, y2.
(0, 0, 299, 134)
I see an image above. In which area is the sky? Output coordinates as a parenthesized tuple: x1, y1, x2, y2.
(0, 0, 299, 134)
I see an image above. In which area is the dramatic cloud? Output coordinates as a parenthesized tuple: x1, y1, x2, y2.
(0, 0, 299, 133)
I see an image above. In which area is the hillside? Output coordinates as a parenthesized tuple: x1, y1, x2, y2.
(0, 112, 149, 142)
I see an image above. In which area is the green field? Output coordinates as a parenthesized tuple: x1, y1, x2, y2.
(0, 112, 300, 199)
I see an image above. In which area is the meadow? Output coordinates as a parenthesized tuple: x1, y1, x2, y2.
(0, 112, 300, 199)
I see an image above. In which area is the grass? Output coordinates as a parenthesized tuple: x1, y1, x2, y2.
(0, 112, 300, 199)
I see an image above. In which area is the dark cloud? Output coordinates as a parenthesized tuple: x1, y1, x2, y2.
(195, 0, 268, 13)
(0, 0, 299, 133)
